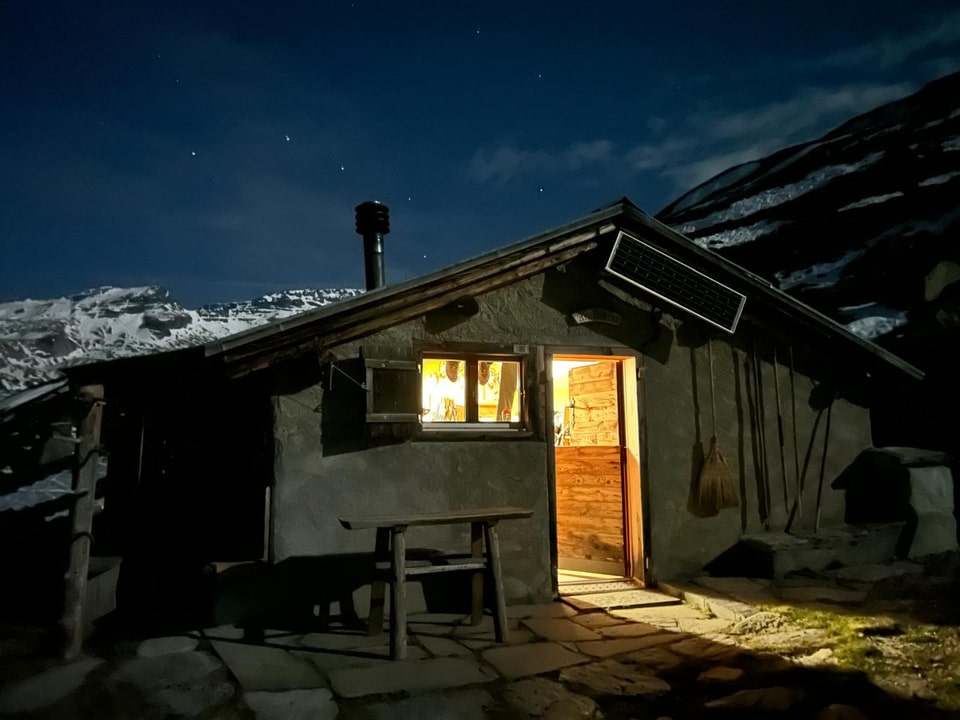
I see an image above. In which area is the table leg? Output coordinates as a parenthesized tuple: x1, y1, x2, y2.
(390, 527, 408, 660)
(470, 521, 484, 626)
(483, 521, 509, 643)
(367, 527, 389, 635)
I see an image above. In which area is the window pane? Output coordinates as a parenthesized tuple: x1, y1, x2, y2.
(422, 358, 465, 422)
(479, 360, 520, 423)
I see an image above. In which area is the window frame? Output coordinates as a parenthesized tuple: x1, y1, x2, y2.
(420, 351, 527, 432)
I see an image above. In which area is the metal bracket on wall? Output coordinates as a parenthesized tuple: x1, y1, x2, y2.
(326, 362, 367, 392)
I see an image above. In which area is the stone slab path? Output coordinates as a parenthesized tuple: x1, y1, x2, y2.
(3, 575, 957, 719)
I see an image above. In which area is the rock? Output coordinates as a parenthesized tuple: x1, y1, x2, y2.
(669, 637, 742, 662)
(779, 585, 868, 604)
(705, 686, 805, 712)
(151, 683, 236, 718)
(817, 704, 868, 720)
(906, 465, 958, 557)
(622, 647, 685, 674)
(696, 666, 744, 683)
(543, 694, 599, 720)
(677, 618, 733, 635)
(925, 260, 960, 302)
(137, 635, 200, 657)
(825, 564, 908, 583)
(728, 611, 785, 635)
(364, 688, 493, 720)
(244, 688, 339, 720)
(906, 678, 939, 701)
(502, 677, 598, 719)
(795, 648, 835, 666)
(0, 657, 103, 713)
(560, 659, 671, 698)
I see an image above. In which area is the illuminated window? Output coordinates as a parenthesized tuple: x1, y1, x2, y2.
(421, 356, 523, 428)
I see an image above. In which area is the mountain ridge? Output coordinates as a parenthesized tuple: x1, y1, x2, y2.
(657, 71, 960, 352)
(0, 285, 362, 398)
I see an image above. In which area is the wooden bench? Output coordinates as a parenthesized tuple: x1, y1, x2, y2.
(339, 506, 533, 659)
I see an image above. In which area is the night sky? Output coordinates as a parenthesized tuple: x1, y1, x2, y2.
(3, 2, 959, 306)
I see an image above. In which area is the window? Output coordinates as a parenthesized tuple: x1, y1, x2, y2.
(421, 355, 523, 428)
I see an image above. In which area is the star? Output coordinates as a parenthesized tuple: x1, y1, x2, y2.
(191, 151, 196, 156)
(538, 187, 544, 193)
(340, 165, 345, 172)
(285, 134, 291, 142)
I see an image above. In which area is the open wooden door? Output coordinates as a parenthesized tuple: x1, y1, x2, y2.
(553, 356, 642, 578)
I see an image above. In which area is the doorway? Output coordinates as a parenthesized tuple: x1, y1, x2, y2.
(551, 354, 644, 590)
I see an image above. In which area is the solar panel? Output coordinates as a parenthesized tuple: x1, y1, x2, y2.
(604, 231, 746, 333)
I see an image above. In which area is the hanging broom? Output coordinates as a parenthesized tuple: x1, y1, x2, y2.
(698, 339, 739, 513)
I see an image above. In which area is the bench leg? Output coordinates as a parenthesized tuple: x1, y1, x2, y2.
(367, 528, 389, 635)
(470, 521, 484, 626)
(483, 522, 509, 643)
(390, 528, 408, 660)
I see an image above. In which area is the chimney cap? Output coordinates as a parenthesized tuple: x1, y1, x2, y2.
(355, 200, 390, 236)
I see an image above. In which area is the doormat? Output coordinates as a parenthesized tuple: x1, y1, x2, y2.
(559, 579, 639, 595)
(562, 588, 681, 613)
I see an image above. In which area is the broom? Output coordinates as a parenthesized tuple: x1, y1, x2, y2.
(698, 339, 739, 513)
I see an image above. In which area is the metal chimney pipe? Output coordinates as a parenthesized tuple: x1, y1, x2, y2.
(355, 200, 390, 291)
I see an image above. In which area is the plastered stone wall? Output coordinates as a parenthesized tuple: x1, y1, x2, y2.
(644, 329, 872, 580)
(270, 267, 874, 595)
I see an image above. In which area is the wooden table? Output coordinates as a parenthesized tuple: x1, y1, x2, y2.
(339, 506, 533, 659)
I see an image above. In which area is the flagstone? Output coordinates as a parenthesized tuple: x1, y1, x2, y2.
(521, 618, 602, 642)
(209, 641, 325, 692)
(482, 642, 590, 680)
(329, 657, 496, 698)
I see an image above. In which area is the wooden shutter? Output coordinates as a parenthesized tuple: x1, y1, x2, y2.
(365, 359, 420, 423)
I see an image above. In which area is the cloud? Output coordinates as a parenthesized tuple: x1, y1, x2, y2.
(703, 83, 915, 141)
(820, 10, 960, 69)
(629, 81, 916, 194)
(466, 140, 612, 185)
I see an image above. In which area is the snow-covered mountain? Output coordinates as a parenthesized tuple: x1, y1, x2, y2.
(0, 286, 362, 398)
(658, 71, 960, 350)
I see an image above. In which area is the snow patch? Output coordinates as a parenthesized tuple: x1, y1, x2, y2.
(838, 192, 904, 212)
(694, 220, 786, 249)
(919, 172, 960, 187)
(944, 137, 960, 152)
(685, 152, 885, 231)
(840, 304, 909, 340)
(0, 286, 362, 399)
(775, 250, 863, 291)
(671, 161, 761, 214)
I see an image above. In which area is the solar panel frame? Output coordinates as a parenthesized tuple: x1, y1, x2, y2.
(604, 231, 746, 333)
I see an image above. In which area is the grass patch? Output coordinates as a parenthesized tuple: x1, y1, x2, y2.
(769, 605, 960, 710)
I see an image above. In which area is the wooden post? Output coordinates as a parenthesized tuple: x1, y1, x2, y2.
(61, 384, 104, 660)
(470, 521, 484, 626)
(484, 521, 509, 643)
(367, 527, 389, 635)
(389, 527, 407, 660)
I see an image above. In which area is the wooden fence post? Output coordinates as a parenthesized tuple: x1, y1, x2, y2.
(61, 384, 104, 660)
